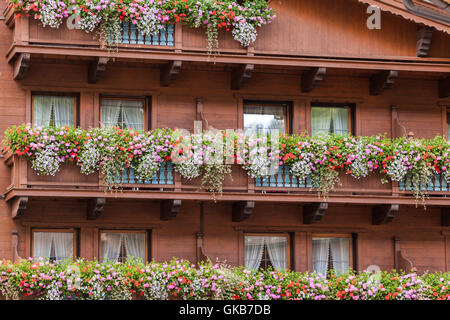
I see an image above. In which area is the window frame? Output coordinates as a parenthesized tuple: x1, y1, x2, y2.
(243, 100, 292, 135)
(99, 95, 150, 131)
(310, 102, 355, 136)
(311, 233, 354, 273)
(31, 92, 79, 127)
(244, 232, 291, 270)
(98, 229, 150, 263)
(31, 228, 78, 261)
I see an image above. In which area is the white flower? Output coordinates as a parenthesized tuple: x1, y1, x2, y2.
(232, 21, 257, 47)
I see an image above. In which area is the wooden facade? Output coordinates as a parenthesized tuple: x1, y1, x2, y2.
(0, 0, 450, 274)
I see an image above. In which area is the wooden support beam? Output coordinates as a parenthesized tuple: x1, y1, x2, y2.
(231, 64, 254, 90)
(301, 67, 326, 93)
(160, 60, 182, 87)
(160, 199, 181, 221)
(394, 237, 414, 272)
(416, 26, 433, 57)
(87, 197, 105, 220)
(442, 208, 450, 227)
(88, 57, 108, 84)
(370, 70, 398, 96)
(232, 201, 255, 222)
(303, 202, 328, 224)
(439, 77, 450, 98)
(13, 53, 30, 80)
(10, 196, 28, 219)
(11, 230, 22, 262)
(372, 204, 399, 225)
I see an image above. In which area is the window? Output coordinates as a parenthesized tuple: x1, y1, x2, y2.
(311, 104, 352, 136)
(32, 94, 76, 127)
(244, 101, 290, 135)
(100, 231, 147, 263)
(447, 112, 450, 142)
(32, 229, 76, 262)
(244, 234, 289, 271)
(312, 235, 352, 275)
(100, 97, 145, 131)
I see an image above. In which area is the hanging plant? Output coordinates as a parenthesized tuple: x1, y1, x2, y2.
(7, 0, 276, 58)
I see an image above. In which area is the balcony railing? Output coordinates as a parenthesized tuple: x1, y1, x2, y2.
(399, 174, 449, 193)
(116, 23, 174, 46)
(4, 153, 450, 204)
(114, 163, 174, 186)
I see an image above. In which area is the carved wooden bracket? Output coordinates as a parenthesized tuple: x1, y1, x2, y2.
(160, 199, 181, 221)
(301, 67, 326, 93)
(88, 57, 108, 84)
(372, 204, 399, 225)
(439, 77, 450, 99)
(394, 237, 415, 272)
(370, 70, 398, 96)
(303, 202, 328, 224)
(232, 201, 255, 222)
(231, 64, 254, 90)
(13, 53, 30, 80)
(12, 230, 22, 262)
(196, 232, 209, 264)
(196, 97, 211, 130)
(416, 26, 433, 57)
(391, 106, 407, 138)
(442, 207, 450, 227)
(160, 60, 182, 87)
(87, 197, 105, 220)
(10, 196, 28, 219)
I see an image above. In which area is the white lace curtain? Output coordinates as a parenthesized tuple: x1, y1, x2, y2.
(311, 107, 349, 136)
(245, 236, 287, 271)
(312, 237, 350, 275)
(33, 232, 73, 261)
(101, 99, 144, 131)
(33, 95, 74, 127)
(101, 232, 145, 263)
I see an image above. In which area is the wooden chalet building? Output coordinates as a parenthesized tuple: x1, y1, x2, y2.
(0, 0, 449, 275)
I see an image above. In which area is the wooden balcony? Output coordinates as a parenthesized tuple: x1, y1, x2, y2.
(5, 6, 450, 75)
(3, 153, 450, 209)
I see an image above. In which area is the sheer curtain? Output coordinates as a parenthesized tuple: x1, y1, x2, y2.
(311, 107, 349, 135)
(330, 238, 350, 275)
(53, 96, 74, 127)
(101, 99, 122, 128)
(332, 108, 349, 134)
(33, 232, 54, 260)
(245, 236, 265, 270)
(266, 237, 287, 271)
(311, 107, 332, 136)
(53, 232, 74, 261)
(33, 95, 53, 127)
(312, 238, 330, 276)
(101, 233, 123, 262)
(123, 233, 146, 262)
(122, 100, 145, 131)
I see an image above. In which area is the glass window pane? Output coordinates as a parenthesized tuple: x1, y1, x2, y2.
(101, 232, 146, 263)
(33, 95, 74, 127)
(311, 106, 349, 136)
(101, 99, 145, 131)
(244, 104, 286, 135)
(32, 231, 73, 262)
(245, 235, 287, 271)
